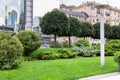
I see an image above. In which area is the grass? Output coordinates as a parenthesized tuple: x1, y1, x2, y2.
(0, 57, 118, 80)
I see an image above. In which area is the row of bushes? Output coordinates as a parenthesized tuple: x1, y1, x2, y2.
(72, 39, 120, 57)
(31, 49, 77, 60)
(0, 30, 41, 70)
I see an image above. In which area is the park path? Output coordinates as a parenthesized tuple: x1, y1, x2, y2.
(78, 72, 120, 80)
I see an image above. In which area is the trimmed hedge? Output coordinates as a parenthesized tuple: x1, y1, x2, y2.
(114, 52, 120, 71)
(16, 30, 41, 56)
(75, 39, 90, 47)
(0, 31, 23, 70)
(31, 48, 76, 60)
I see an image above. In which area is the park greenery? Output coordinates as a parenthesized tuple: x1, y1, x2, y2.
(0, 57, 117, 80)
(40, 9, 69, 43)
(1, 8, 120, 80)
(0, 31, 23, 70)
(16, 30, 41, 56)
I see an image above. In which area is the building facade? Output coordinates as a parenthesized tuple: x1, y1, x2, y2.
(60, 1, 120, 25)
(7, 10, 17, 28)
(19, 0, 33, 30)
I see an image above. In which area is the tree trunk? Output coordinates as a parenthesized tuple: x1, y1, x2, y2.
(54, 34, 57, 44)
(84, 37, 85, 39)
(69, 36, 71, 48)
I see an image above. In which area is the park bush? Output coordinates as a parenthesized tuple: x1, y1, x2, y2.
(75, 39, 90, 47)
(58, 49, 77, 58)
(16, 30, 41, 56)
(0, 31, 23, 70)
(37, 52, 60, 60)
(114, 52, 120, 71)
(105, 40, 120, 56)
(92, 43, 100, 56)
(72, 46, 98, 57)
(30, 48, 76, 60)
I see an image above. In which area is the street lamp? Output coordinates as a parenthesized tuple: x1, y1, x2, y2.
(96, 4, 109, 66)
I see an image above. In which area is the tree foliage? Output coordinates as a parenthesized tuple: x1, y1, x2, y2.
(110, 25, 120, 39)
(40, 9, 69, 43)
(79, 22, 93, 38)
(64, 17, 81, 47)
(68, 17, 81, 37)
(92, 22, 111, 39)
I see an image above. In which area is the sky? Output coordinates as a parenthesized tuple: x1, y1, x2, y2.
(0, 0, 120, 25)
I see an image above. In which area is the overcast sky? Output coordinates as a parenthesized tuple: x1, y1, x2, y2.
(0, 0, 120, 25)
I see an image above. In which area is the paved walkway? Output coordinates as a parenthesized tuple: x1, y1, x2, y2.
(78, 72, 120, 80)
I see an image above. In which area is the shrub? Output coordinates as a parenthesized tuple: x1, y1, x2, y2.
(31, 48, 76, 60)
(105, 40, 120, 56)
(92, 44, 100, 56)
(50, 41, 62, 48)
(92, 43, 114, 56)
(16, 30, 41, 56)
(75, 39, 90, 47)
(0, 31, 23, 70)
(114, 52, 120, 71)
(58, 49, 77, 58)
(37, 52, 60, 60)
(72, 46, 97, 57)
(62, 41, 69, 48)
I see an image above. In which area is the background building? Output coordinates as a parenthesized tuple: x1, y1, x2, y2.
(19, 0, 33, 30)
(7, 10, 17, 28)
(60, 1, 120, 25)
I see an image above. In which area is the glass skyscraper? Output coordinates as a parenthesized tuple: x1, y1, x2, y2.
(19, 0, 33, 31)
(7, 10, 17, 28)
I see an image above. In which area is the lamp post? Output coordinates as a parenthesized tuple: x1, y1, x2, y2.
(96, 4, 109, 66)
(100, 8, 105, 66)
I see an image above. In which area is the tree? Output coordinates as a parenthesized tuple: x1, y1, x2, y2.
(110, 25, 120, 39)
(64, 17, 81, 47)
(92, 22, 111, 39)
(78, 22, 93, 38)
(40, 9, 69, 43)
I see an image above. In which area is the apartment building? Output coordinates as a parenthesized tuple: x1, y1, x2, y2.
(60, 1, 120, 25)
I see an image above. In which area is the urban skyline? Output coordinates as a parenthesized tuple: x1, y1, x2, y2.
(0, 0, 120, 25)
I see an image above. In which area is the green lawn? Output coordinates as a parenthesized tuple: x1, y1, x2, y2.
(0, 57, 118, 80)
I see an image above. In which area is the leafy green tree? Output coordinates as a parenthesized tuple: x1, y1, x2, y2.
(110, 25, 120, 39)
(78, 22, 93, 39)
(40, 9, 69, 43)
(92, 22, 111, 39)
(64, 17, 81, 47)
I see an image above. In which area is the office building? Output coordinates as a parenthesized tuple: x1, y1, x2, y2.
(19, 0, 33, 30)
(7, 10, 17, 28)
